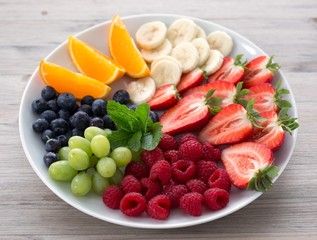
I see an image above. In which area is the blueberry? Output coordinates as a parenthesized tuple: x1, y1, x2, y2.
(90, 117, 104, 128)
(71, 128, 85, 137)
(150, 111, 159, 123)
(47, 99, 60, 113)
(92, 99, 107, 116)
(81, 95, 95, 105)
(103, 114, 116, 130)
(78, 104, 93, 116)
(71, 103, 79, 113)
(57, 109, 72, 121)
(45, 138, 61, 152)
(43, 152, 59, 168)
(128, 104, 138, 111)
(57, 93, 76, 111)
(40, 110, 57, 123)
(41, 86, 57, 101)
(31, 98, 48, 114)
(71, 111, 90, 130)
(57, 135, 68, 147)
(50, 118, 69, 135)
(41, 129, 55, 143)
(113, 90, 130, 105)
(32, 118, 50, 133)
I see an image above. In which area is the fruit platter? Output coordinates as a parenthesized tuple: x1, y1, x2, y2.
(19, 14, 298, 228)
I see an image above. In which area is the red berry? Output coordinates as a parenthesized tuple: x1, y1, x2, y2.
(178, 133, 198, 146)
(178, 140, 204, 162)
(124, 161, 149, 179)
(158, 134, 178, 151)
(120, 192, 147, 217)
(141, 147, 164, 168)
(208, 169, 231, 192)
(163, 184, 189, 207)
(186, 179, 208, 194)
(102, 186, 124, 209)
(121, 175, 141, 194)
(164, 150, 179, 164)
(202, 142, 222, 162)
(146, 194, 171, 220)
(149, 160, 171, 185)
(204, 188, 229, 210)
(140, 178, 163, 200)
(171, 160, 196, 183)
(179, 192, 204, 216)
(196, 160, 218, 183)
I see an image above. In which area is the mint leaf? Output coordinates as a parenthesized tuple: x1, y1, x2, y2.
(128, 131, 142, 152)
(141, 122, 163, 150)
(107, 129, 134, 149)
(135, 103, 151, 131)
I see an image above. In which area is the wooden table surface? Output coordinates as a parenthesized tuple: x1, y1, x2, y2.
(1, 0, 316, 239)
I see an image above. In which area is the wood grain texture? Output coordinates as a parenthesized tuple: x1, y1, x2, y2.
(1, 0, 316, 239)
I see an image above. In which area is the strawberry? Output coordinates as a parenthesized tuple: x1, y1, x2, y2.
(242, 55, 280, 88)
(148, 84, 180, 111)
(251, 108, 299, 151)
(221, 142, 278, 192)
(177, 68, 206, 94)
(198, 100, 265, 146)
(208, 54, 247, 85)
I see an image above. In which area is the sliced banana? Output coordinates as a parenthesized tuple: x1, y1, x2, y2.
(191, 38, 210, 66)
(196, 26, 207, 39)
(126, 77, 156, 104)
(207, 31, 233, 56)
(167, 18, 198, 47)
(150, 58, 182, 88)
(171, 42, 199, 73)
(151, 55, 183, 71)
(135, 21, 167, 50)
(201, 49, 224, 76)
(141, 39, 173, 63)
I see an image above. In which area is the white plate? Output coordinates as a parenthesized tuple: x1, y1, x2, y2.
(19, 14, 298, 229)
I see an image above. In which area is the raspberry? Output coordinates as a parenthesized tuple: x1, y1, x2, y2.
(124, 161, 149, 179)
(102, 186, 124, 209)
(196, 160, 218, 183)
(204, 188, 229, 211)
(179, 192, 204, 216)
(120, 192, 147, 217)
(140, 178, 163, 200)
(208, 168, 231, 192)
(121, 175, 141, 194)
(141, 147, 164, 168)
(186, 179, 208, 194)
(158, 134, 178, 151)
(146, 195, 171, 220)
(149, 160, 171, 185)
(202, 142, 222, 162)
(178, 140, 204, 162)
(171, 160, 196, 183)
(164, 150, 179, 164)
(178, 133, 198, 146)
(163, 184, 188, 207)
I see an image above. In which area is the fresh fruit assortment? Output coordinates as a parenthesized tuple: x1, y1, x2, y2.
(30, 15, 299, 220)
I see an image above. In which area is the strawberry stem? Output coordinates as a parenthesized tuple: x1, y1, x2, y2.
(247, 165, 279, 192)
(204, 89, 222, 115)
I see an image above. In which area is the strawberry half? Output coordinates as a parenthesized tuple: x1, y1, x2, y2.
(221, 142, 277, 191)
(208, 54, 247, 85)
(148, 84, 180, 111)
(243, 55, 280, 88)
(177, 68, 205, 94)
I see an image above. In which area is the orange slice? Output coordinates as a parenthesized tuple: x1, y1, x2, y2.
(39, 60, 111, 99)
(108, 15, 150, 78)
(68, 35, 125, 85)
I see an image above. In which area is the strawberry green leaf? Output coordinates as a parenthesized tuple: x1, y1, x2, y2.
(277, 107, 299, 135)
(247, 165, 279, 192)
(266, 56, 280, 72)
(234, 54, 248, 69)
(234, 82, 250, 105)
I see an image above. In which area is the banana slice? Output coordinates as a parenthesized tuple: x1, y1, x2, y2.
(201, 50, 224, 76)
(207, 31, 233, 56)
(167, 18, 198, 47)
(191, 38, 210, 66)
(150, 58, 182, 88)
(151, 55, 183, 71)
(135, 21, 167, 50)
(141, 39, 173, 63)
(126, 77, 156, 104)
(196, 26, 207, 39)
(171, 42, 199, 73)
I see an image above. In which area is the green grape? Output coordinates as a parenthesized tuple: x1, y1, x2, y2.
(92, 171, 110, 195)
(109, 168, 123, 186)
(90, 135, 110, 158)
(68, 136, 92, 156)
(84, 126, 108, 141)
(110, 147, 132, 167)
(68, 148, 90, 171)
(89, 155, 99, 168)
(48, 160, 77, 182)
(96, 157, 116, 178)
(58, 146, 70, 160)
(104, 128, 112, 135)
(86, 167, 96, 176)
(71, 172, 92, 196)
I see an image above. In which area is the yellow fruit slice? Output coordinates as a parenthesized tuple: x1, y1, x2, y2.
(108, 15, 150, 78)
(68, 35, 125, 85)
(39, 60, 111, 99)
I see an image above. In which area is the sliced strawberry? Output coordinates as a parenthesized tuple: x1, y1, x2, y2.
(208, 54, 247, 85)
(148, 84, 179, 111)
(177, 68, 205, 94)
(243, 56, 280, 88)
(221, 142, 277, 191)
